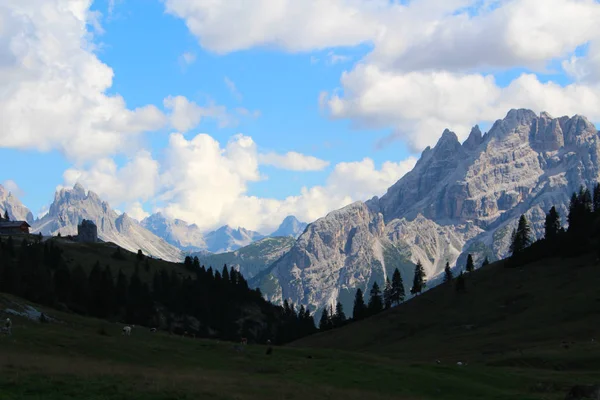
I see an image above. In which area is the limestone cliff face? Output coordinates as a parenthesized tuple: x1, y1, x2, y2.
(0, 185, 34, 223)
(261, 109, 600, 314)
(33, 184, 183, 262)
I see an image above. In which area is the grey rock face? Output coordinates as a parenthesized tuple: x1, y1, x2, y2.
(0, 185, 34, 223)
(270, 216, 308, 238)
(32, 185, 183, 262)
(141, 213, 207, 253)
(204, 225, 265, 253)
(264, 109, 600, 314)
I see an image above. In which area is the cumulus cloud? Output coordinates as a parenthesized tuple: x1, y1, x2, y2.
(258, 152, 330, 171)
(164, 95, 236, 131)
(0, 0, 167, 163)
(163, 0, 384, 53)
(65, 133, 416, 233)
(62, 151, 160, 207)
(322, 66, 600, 151)
(2, 180, 24, 198)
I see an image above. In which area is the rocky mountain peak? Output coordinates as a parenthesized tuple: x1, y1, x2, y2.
(463, 125, 483, 151)
(258, 109, 600, 315)
(0, 184, 34, 223)
(270, 215, 308, 238)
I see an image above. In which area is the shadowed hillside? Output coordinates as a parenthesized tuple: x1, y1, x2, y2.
(293, 253, 600, 366)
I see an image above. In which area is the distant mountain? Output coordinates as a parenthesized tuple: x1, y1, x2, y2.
(204, 225, 265, 253)
(0, 185, 34, 223)
(32, 184, 183, 262)
(141, 213, 206, 252)
(193, 236, 295, 280)
(270, 216, 307, 238)
(257, 109, 600, 314)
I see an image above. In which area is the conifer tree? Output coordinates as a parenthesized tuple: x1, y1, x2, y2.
(319, 307, 331, 331)
(465, 254, 474, 273)
(137, 249, 144, 261)
(352, 288, 367, 320)
(455, 271, 466, 293)
(481, 257, 490, 267)
(383, 277, 393, 309)
(443, 262, 453, 283)
(70, 265, 88, 312)
(410, 260, 426, 295)
(594, 183, 600, 213)
(222, 265, 230, 283)
(368, 282, 384, 315)
(510, 215, 532, 255)
(544, 206, 562, 240)
(53, 263, 72, 304)
(116, 269, 129, 311)
(4, 210, 9, 221)
(390, 268, 405, 305)
(333, 301, 346, 326)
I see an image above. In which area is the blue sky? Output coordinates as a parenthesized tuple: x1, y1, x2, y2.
(1, 0, 600, 233)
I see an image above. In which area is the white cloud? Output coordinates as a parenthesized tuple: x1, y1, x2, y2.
(224, 77, 243, 101)
(126, 202, 150, 222)
(259, 151, 330, 171)
(0, 0, 167, 163)
(163, 0, 383, 53)
(62, 151, 160, 208)
(163, 0, 600, 72)
(322, 65, 600, 151)
(2, 180, 24, 198)
(64, 132, 416, 233)
(164, 95, 235, 131)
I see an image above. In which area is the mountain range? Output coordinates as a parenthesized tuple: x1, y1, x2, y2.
(253, 109, 600, 314)
(3, 108, 599, 316)
(0, 183, 307, 261)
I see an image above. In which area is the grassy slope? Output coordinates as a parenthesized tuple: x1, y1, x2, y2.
(293, 254, 600, 365)
(1, 241, 599, 399)
(1, 292, 595, 400)
(46, 237, 190, 283)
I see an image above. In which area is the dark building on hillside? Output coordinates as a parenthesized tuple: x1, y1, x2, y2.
(77, 219, 98, 243)
(0, 221, 31, 235)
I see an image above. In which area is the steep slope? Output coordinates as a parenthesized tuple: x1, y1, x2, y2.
(32, 184, 183, 262)
(0, 185, 34, 223)
(292, 252, 600, 364)
(265, 109, 600, 314)
(141, 213, 206, 252)
(270, 216, 308, 238)
(204, 225, 265, 253)
(194, 236, 295, 280)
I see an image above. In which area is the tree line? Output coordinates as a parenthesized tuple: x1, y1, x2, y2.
(0, 239, 314, 344)
(506, 183, 600, 267)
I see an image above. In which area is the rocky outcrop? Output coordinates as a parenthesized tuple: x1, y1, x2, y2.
(0, 185, 34, 223)
(195, 236, 295, 280)
(142, 213, 207, 253)
(32, 184, 183, 262)
(263, 109, 600, 314)
(269, 216, 308, 238)
(204, 225, 265, 253)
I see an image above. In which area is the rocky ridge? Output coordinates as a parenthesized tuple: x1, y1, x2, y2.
(258, 109, 600, 314)
(32, 184, 184, 262)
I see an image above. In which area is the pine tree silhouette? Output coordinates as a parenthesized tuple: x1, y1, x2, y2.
(410, 260, 426, 295)
(443, 262, 453, 283)
(466, 254, 475, 273)
(390, 268, 405, 305)
(353, 288, 367, 320)
(368, 282, 384, 315)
